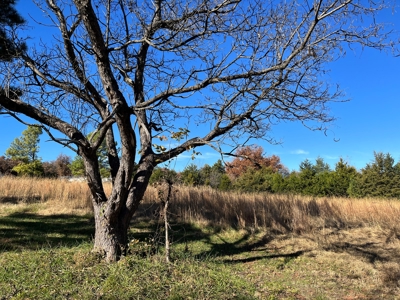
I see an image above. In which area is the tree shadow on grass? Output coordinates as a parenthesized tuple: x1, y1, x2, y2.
(1, 211, 288, 261)
(194, 229, 310, 263)
(130, 220, 305, 263)
(130, 220, 400, 268)
(0, 212, 94, 252)
(0, 196, 42, 204)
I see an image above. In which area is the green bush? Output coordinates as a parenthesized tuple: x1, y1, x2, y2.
(12, 160, 44, 177)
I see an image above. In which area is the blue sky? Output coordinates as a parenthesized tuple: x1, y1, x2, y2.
(0, 1, 399, 172)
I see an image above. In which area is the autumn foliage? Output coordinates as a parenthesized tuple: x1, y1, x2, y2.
(226, 146, 285, 178)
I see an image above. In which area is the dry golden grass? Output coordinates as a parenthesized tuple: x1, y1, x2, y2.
(0, 176, 98, 215)
(141, 185, 400, 235)
(1, 176, 400, 231)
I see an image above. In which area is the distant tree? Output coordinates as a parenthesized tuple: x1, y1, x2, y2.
(43, 154, 72, 178)
(270, 172, 286, 194)
(331, 158, 358, 197)
(0, 0, 26, 61)
(311, 171, 336, 196)
(279, 158, 357, 197)
(226, 146, 285, 178)
(181, 164, 201, 186)
(149, 167, 178, 185)
(283, 157, 334, 196)
(199, 164, 212, 185)
(199, 160, 226, 188)
(54, 154, 72, 177)
(212, 160, 225, 173)
(299, 159, 314, 173)
(309, 157, 333, 196)
(42, 161, 58, 178)
(0, 155, 20, 174)
(209, 159, 226, 188)
(281, 171, 302, 194)
(69, 156, 85, 177)
(5, 125, 42, 163)
(296, 159, 317, 195)
(313, 157, 331, 174)
(218, 174, 232, 191)
(233, 166, 275, 192)
(349, 152, 400, 198)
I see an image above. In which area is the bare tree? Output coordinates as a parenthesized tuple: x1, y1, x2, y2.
(0, 0, 397, 261)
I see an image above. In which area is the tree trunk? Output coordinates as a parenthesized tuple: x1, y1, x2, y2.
(92, 202, 130, 262)
(87, 156, 155, 262)
(78, 137, 156, 261)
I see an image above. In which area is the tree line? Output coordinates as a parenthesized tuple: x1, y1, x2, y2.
(0, 125, 111, 178)
(151, 146, 400, 199)
(2, 127, 400, 200)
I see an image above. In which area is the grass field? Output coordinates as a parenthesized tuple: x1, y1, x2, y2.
(1, 177, 400, 299)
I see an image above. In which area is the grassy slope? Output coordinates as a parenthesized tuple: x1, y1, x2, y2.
(1, 203, 400, 299)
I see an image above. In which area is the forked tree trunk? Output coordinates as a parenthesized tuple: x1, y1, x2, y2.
(86, 154, 154, 262)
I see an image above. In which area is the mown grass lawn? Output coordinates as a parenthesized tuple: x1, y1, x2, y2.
(1, 202, 400, 299)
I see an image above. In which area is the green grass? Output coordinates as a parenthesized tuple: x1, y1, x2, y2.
(1, 204, 400, 299)
(0, 243, 255, 299)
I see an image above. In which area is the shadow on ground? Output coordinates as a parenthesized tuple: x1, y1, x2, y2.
(130, 220, 306, 263)
(131, 220, 400, 271)
(0, 212, 94, 252)
(2, 210, 400, 276)
(130, 221, 400, 298)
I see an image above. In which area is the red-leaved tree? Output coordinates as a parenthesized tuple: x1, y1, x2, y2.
(226, 146, 285, 178)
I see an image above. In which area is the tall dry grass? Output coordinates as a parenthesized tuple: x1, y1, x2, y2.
(0, 176, 107, 214)
(141, 185, 400, 233)
(1, 176, 400, 232)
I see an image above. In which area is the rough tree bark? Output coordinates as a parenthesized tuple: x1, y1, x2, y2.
(0, 0, 398, 261)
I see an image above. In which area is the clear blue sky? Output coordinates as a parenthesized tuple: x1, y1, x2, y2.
(1, 1, 399, 172)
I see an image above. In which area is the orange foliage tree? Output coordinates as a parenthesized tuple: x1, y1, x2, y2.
(226, 146, 284, 178)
